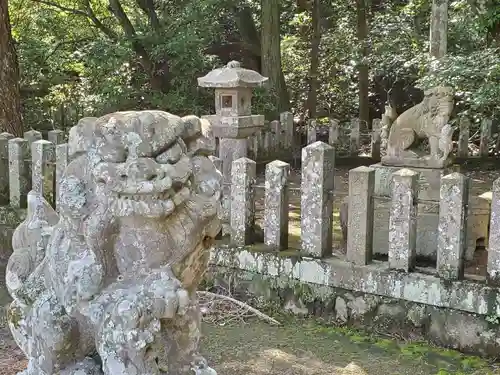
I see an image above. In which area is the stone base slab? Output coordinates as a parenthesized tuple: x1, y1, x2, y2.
(209, 246, 500, 356)
(371, 162, 453, 201)
(381, 155, 453, 169)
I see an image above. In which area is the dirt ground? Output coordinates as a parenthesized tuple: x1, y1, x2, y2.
(1, 316, 499, 375)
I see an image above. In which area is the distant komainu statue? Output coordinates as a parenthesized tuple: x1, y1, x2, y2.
(382, 86, 455, 168)
(5, 111, 222, 375)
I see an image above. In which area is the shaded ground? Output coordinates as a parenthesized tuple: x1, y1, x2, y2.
(1, 316, 499, 375)
(203, 316, 500, 375)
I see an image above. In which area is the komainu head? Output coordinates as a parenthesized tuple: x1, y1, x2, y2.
(87, 111, 221, 221)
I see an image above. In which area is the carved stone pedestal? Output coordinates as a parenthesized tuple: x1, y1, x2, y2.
(370, 163, 490, 261)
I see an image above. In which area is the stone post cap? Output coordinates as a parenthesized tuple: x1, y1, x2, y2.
(197, 61, 269, 88)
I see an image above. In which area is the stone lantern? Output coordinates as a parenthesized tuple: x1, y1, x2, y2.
(198, 60, 268, 233)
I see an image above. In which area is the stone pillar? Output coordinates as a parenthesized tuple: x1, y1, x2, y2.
(458, 116, 470, 158)
(9, 138, 30, 208)
(388, 169, 418, 271)
(329, 119, 339, 146)
(0, 133, 14, 203)
(48, 129, 65, 145)
(301, 141, 335, 257)
(350, 118, 360, 156)
(55, 143, 69, 210)
(23, 130, 42, 145)
(347, 166, 375, 265)
(307, 119, 317, 144)
(31, 140, 54, 196)
(230, 158, 256, 246)
(488, 178, 500, 285)
(437, 172, 469, 280)
(371, 119, 381, 160)
(280, 111, 294, 149)
(479, 119, 492, 157)
(264, 160, 290, 250)
(270, 120, 282, 151)
(429, 0, 448, 59)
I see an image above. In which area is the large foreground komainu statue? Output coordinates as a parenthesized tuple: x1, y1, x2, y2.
(382, 86, 455, 168)
(5, 111, 222, 375)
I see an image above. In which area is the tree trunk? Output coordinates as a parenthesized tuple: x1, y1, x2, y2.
(356, 0, 370, 130)
(306, 0, 321, 118)
(429, 0, 448, 58)
(0, 0, 23, 136)
(261, 0, 290, 113)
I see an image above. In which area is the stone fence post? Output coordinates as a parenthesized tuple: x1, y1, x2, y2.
(230, 157, 256, 246)
(488, 178, 500, 285)
(458, 116, 470, 158)
(437, 173, 469, 280)
(280, 111, 294, 149)
(301, 141, 335, 257)
(329, 119, 339, 146)
(307, 119, 317, 144)
(31, 140, 54, 197)
(264, 160, 290, 250)
(371, 119, 381, 160)
(388, 169, 418, 271)
(347, 166, 375, 265)
(0, 133, 14, 203)
(479, 119, 492, 157)
(9, 138, 30, 208)
(350, 118, 360, 156)
(55, 143, 69, 210)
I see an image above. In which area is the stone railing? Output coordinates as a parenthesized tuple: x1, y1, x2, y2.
(0, 130, 67, 210)
(208, 140, 500, 354)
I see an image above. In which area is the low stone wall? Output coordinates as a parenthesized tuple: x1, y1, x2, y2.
(208, 245, 500, 357)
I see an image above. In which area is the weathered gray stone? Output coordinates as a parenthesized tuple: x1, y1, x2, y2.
(270, 120, 282, 150)
(23, 130, 42, 146)
(437, 172, 469, 280)
(280, 111, 294, 149)
(347, 166, 375, 265)
(371, 163, 489, 261)
(198, 60, 268, 89)
(347, 295, 380, 319)
(264, 160, 290, 250)
(48, 129, 65, 145)
(429, 0, 448, 58)
(211, 246, 500, 317)
(31, 140, 54, 196)
(371, 118, 381, 160)
(335, 296, 348, 323)
(231, 157, 256, 246)
(6, 111, 222, 375)
(8, 138, 29, 208)
(389, 168, 418, 272)
(301, 141, 335, 257)
(382, 87, 454, 168)
(407, 304, 428, 328)
(458, 116, 470, 158)
(488, 178, 500, 285)
(0, 132, 14, 203)
(350, 118, 360, 156)
(328, 118, 339, 145)
(479, 118, 492, 157)
(208, 155, 222, 172)
(55, 143, 69, 210)
(307, 119, 317, 144)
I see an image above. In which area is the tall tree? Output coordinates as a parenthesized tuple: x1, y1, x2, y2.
(356, 0, 369, 130)
(261, 0, 290, 113)
(0, 0, 23, 136)
(306, 0, 321, 118)
(429, 0, 448, 58)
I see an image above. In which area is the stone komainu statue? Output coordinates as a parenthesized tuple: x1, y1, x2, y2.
(383, 86, 455, 167)
(5, 111, 222, 375)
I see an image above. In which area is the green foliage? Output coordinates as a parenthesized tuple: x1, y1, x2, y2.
(7, 0, 500, 134)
